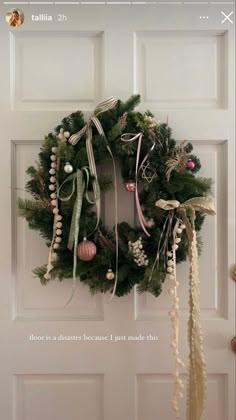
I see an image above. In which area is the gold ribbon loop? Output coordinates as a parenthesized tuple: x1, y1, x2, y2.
(156, 197, 216, 216)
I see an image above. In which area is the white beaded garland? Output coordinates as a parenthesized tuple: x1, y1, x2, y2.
(53, 243, 59, 249)
(50, 193, 57, 199)
(51, 199, 57, 206)
(50, 176, 56, 183)
(49, 184, 55, 191)
(167, 251, 172, 257)
(56, 215, 62, 221)
(51, 147, 57, 154)
(176, 228, 182, 234)
(55, 237, 62, 243)
(49, 169, 56, 175)
(53, 208, 59, 214)
(51, 162, 57, 169)
(175, 238, 181, 244)
(167, 266, 173, 273)
(172, 244, 179, 250)
(167, 260, 174, 266)
(56, 222, 62, 228)
(56, 229, 62, 235)
(50, 155, 57, 161)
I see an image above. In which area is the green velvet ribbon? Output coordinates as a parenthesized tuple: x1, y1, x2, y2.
(58, 167, 99, 305)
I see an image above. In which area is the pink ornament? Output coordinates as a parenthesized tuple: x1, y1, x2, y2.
(77, 238, 97, 261)
(146, 219, 155, 228)
(125, 181, 136, 192)
(186, 159, 195, 170)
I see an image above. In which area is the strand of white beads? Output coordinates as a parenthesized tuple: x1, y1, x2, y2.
(44, 146, 63, 280)
(167, 219, 186, 417)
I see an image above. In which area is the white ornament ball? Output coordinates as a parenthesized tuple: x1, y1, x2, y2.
(64, 131, 70, 138)
(53, 243, 59, 249)
(56, 229, 62, 235)
(50, 155, 57, 161)
(50, 176, 56, 183)
(51, 162, 57, 169)
(64, 162, 73, 174)
(49, 184, 55, 191)
(50, 193, 57, 199)
(56, 222, 62, 228)
(55, 237, 62, 243)
(167, 266, 173, 274)
(51, 147, 57, 154)
(49, 168, 56, 175)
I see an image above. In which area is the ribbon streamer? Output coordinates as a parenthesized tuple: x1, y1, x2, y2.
(121, 132, 156, 236)
(58, 167, 92, 305)
(68, 97, 119, 297)
(156, 197, 216, 420)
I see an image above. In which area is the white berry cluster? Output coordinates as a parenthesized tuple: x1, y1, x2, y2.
(144, 115, 160, 129)
(128, 237, 149, 267)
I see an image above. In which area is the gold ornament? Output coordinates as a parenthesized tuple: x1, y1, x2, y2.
(106, 269, 115, 280)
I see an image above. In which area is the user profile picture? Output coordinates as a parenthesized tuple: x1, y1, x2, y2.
(6, 9, 24, 27)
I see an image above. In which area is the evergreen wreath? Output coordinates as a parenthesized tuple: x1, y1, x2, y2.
(18, 95, 213, 298)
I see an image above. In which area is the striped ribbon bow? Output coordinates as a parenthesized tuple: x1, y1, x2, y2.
(68, 97, 119, 298)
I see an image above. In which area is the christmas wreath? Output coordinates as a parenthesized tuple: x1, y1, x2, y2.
(18, 95, 212, 297)
(18, 95, 215, 418)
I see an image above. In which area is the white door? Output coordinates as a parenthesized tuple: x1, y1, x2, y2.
(0, 2, 235, 420)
